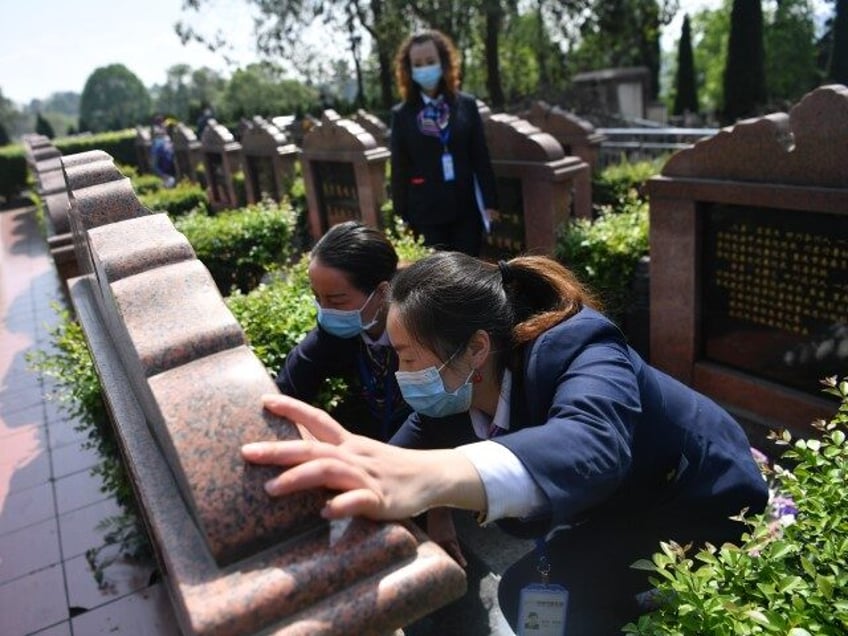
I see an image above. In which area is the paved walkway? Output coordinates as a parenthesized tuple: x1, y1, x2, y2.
(0, 201, 178, 635)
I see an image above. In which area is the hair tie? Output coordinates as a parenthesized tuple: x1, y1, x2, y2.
(498, 260, 512, 286)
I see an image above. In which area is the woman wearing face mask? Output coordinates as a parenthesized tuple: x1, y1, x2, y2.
(390, 30, 499, 257)
(273, 221, 410, 441)
(248, 251, 768, 633)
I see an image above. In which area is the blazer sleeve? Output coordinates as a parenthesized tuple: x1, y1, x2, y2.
(390, 411, 479, 449)
(274, 327, 356, 403)
(495, 317, 641, 532)
(465, 96, 498, 210)
(389, 106, 411, 225)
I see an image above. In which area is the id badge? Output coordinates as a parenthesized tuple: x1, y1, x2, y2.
(441, 152, 455, 182)
(517, 583, 567, 636)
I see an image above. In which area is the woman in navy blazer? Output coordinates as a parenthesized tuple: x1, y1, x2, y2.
(246, 251, 768, 632)
(390, 30, 498, 256)
(274, 221, 410, 442)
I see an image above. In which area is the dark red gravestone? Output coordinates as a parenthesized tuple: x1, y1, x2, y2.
(647, 84, 848, 437)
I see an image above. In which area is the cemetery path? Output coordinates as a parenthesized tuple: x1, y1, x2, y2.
(0, 202, 178, 636)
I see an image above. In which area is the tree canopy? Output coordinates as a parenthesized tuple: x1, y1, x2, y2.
(79, 64, 152, 132)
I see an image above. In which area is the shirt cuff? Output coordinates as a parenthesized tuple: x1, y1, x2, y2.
(456, 440, 548, 525)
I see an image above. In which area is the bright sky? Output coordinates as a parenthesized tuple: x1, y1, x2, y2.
(0, 0, 773, 107)
(0, 0, 265, 105)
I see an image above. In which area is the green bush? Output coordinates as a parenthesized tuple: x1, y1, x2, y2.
(555, 190, 649, 324)
(593, 156, 668, 208)
(227, 254, 316, 378)
(55, 129, 138, 167)
(174, 198, 297, 295)
(625, 377, 848, 635)
(139, 181, 208, 216)
(130, 172, 165, 195)
(0, 144, 27, 201)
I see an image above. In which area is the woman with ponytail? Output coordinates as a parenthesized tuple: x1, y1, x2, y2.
(244, 252, 767, 632)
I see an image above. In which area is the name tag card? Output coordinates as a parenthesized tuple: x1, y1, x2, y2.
(441, 152, 455, 182)
(518, 583, 567, 636)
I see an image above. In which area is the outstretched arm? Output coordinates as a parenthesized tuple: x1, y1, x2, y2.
(242, 394, 487, 521)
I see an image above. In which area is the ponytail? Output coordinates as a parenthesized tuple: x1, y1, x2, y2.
(500, 256, 600, 345)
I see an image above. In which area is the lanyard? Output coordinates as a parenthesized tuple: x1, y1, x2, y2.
(356, 348, 396, 441)
(534, 538, 552, 585)
(424, 101, 451, 151)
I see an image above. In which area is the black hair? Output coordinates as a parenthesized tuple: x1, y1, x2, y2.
(388, 251, 600, 369)
(311, 221, 398, 293)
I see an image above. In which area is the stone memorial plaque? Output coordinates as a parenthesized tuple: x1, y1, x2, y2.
(246, 155, 280, 202)
(206, 153, 232, 208)
(313, 160, 360, 227)
(702, 203, 848, 397)
(483, 177, 525, 259)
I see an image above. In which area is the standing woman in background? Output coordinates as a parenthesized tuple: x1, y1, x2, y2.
(390, 30, 499, 257)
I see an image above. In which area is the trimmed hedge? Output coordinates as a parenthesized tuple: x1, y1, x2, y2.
(55, 129, 138, 167)
(174, 198, 298, 295)
(1, 129, 140, 201)
(139, 181, 208, 216)
(0, 145, 27, 201)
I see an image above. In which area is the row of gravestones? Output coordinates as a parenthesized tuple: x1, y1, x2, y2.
(136, 102, 605, 258)
(131, 83, 848, 442)
(22, 135, 467, 636)
(20, 83, 848, 634)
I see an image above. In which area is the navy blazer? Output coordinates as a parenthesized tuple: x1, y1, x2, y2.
(276, 326, 410, 441)
(391, 308, 768, 536)
(390, 91, 498, 228)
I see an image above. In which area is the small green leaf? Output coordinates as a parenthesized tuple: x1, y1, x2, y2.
(745, 609, 773, 627)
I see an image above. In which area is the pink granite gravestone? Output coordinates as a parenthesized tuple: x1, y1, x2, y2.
(301, 109, 390, 239)
(239, 116, 300, 205)
(135, 125, 152, 173)
(172, 122, 203, 184)
(524, 101, 606, 219)
(647, 84, 848, 437)
(481, 112, 589, 258)
(201, 119, 243, 210)
(63, 152, 466, 635)
(352, 109, 390, 144)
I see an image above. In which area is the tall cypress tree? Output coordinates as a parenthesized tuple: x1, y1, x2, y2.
(673, 14, 699, 116)
(828, 0, 848, 84)
(35, 112, 55, 139)
(722, 0, 767, 124)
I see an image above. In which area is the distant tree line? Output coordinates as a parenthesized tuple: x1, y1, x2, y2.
(0, 0, 846, 144)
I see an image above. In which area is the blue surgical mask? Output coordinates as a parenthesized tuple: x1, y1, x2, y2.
(395, 354, 474, 418)
(315, 290, 378, 339)
(412, 64, 443, 92)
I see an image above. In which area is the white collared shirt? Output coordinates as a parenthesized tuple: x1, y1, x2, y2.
(457, 370, 549, 524)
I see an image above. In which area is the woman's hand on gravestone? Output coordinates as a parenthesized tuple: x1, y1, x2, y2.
(242, 394, 487, 522)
